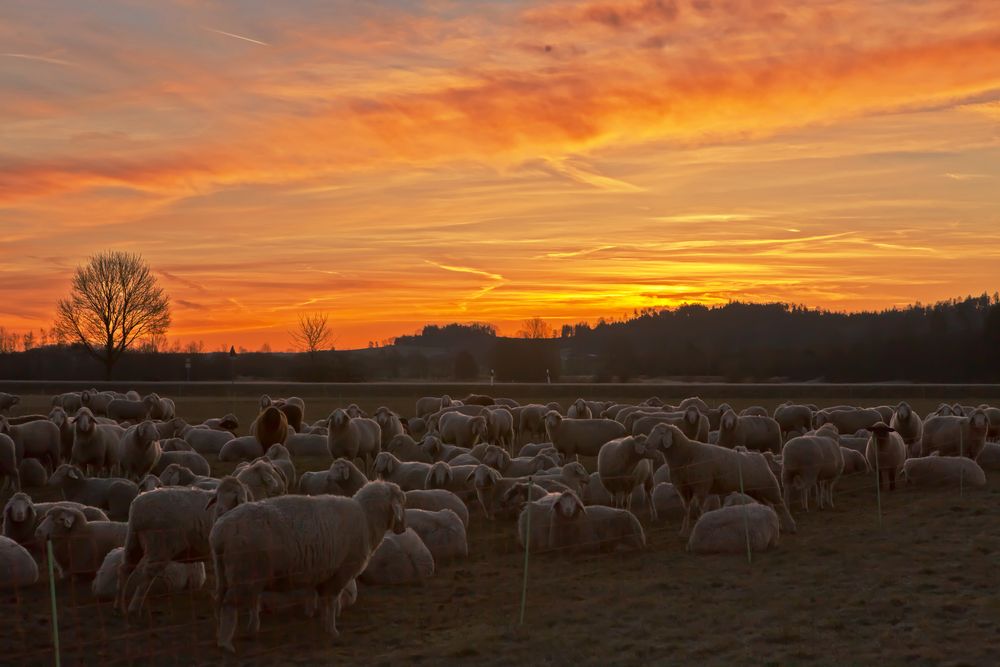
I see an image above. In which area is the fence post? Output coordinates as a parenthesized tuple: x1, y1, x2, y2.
(519, 476, 533, 625)
(873, 439, 882, 528)
(737, 456, 752, 565)
(46, 540, 61, 667)
(959, 429, 964, 498)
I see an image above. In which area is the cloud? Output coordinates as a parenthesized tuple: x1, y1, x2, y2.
(201, 27, 269, 47)
(424, 261, 504, 282)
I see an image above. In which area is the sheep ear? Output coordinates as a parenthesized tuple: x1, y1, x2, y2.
(60, 513, 75, 528)
(68, 467, 81, 480)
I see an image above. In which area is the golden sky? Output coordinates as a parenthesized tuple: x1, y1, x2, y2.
(2, 0, 999, 349)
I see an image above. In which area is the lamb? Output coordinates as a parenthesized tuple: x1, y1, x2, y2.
(234, 459, 287, 500)
(0, 415, 61, 473)
(286, 433, 332, 458)
(547, 491, 646, 553)
(416, 394, 452, 418)
(210, 480, 407, 651)
(0, 432, 19, 493)
(359, 527, 435, 585)
(107, 398, 149, 423)
(120, 420, 162, 481)
(253, 406, 289, 449)
(160, 463, 220, 491)
(93, 547, 204, 601)
(299, 458, 368, 497)
(864, 422, 907, 491)
(901, 454, 987, 488)
(597, 435, 658, 520)
(150, 450, 211, 477)
(890, 402, 923, 447)
(70, 408, 124, 475)
(717, 410, 782, 453)
(374, 406, 405, 448)
(438, 412, 489, 448)
(645, 423, 796, 535)
(780, 432, 845, 510)
(405, 489, 469, 527)
(686, 505, 780, 555)
(265, 444, 297, 488)
(35, 506, 127, 577)
(49, 464, 138, 521)
(813, 408, 882, 434)
(373, 452, 434, 491)
(920, 410, 990, 460)
(544, 412, 626, 460)
(773, 403, 814, 439)
(219, 436, 265, 463)
(567, 398, 593, 419)
(404, 508, 468, 562)
(327, 408, 381, 475)
(840, 447, 870, 475)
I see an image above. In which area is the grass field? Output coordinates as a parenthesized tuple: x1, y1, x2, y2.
(3, 388, 999, 665)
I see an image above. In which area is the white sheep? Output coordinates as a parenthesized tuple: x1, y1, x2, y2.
(650, 482, 685, 522)
(265, 443, 296, 488)
(0, 535, 38, 589)
(327, 408, 381, 475)
(107, 398, 149, 423)
(359, 527, 435, 585)
(218, 435, 265, 463)
(405, 489, 469, 527)
(773, 403, 813, 439)
(515, 492, 562, 551)
(717, 410, 781, 453)
(374, 406, 405, 448)
(286, 433, 332, 458)
(234, 459, 287, 500)
(2, 492, 109, 558)
(299, 458, 368, 497)
(201, 414, 240, 435)
(864, 422, 907, 491)
(0, 432, 19, 493)
(597, 435, 658, 520)
(178, 424, 233, 456)
(438, 412, 489, 448)
(373, 452, 434, 491)
(0, 392, 20, 415)
(547, 491, 646, 553)
(70, 408, 124, 475)
(404, 508, 468, 562)
(544, 412, 626, 460)
(35, 506, 127, 577)
(416, 394, 452, 418)
(813, 407, 882, 434)
(686, 505, 780, 555)
(840, 447, 870, 475)
(386, 433, 439, 463)
(81, 390, 115, 416)
(780, 432, 845, 510)
(159, 463, 220, 490)
(890, 402, 923, 447)
(52, 392, 83, 414)
(567, 398, 593, 419)
(646, 423, 796, 536)
(481, 445, 556, 477)
(48, 406, 75, 461)
(210, 480, 407, 652)
(150, 450, 211, 477)
(485, 407, 516, 453)
(93, 546, 204, 601)
(0, 415, 60, 473)
(121, 420, 162, 481)
(976, 443, 1000, 471)
(902, 454, 987, 488)
(49, 464, 138, 521)
(920, 410, 990, 460)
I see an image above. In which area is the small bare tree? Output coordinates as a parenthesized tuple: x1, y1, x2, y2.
(518, 317, 552, 339)
(0, 327, 18, 354)
(291, 312, 335, 358)
(54, 251, 171, 379)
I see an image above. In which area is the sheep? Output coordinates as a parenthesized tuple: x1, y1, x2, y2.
(544, 412, 626, 460)
(373, 452, 434, 492)
(120, 420, 162, 481)
(841, 447, 870, 475)
(404, 508, 468, 562)
(0, 415, 60, 473)
(141, 393, 176, 421)
(265, 443, 296, 488)
(234, 459, 286, 500)
(650, 483, 686, 522)
(773, 403, 813, 439)
(48, 406, 75, 461)
(2, 492, 109, 558)
(704, 403, 733, 431)
(286, 433, 332, 458)
(179, 424, 233, 456)
(631, 407, 709, 441)
(150, 450, 210, 477)
(405, 489, 469, 527)
(210, 480, 407, 651)
(423, 461, 477, 499)
(386, 433, 439, 463)
(864, 422, 907, 491)
(976, 443, 1000, 471)
(374, 407, 405, 448)
(299, 458, 368, 497)
(723, 492, 758, 507)
(70, 408, 124, 475)
(52, 392, 83, 414)
(517, 442, 558, 458)
(1, 533, 39, 591)
(686, 505, 780, 555)
(547, 491, 646, 553)
(645, 423, 796, 536)
(107, 398, 149, 423)
(597, 435, 658, 519)
(920, 410, 990, 460)
(979, 405, 1000, 439)
(205, 476, 251, 520)
(360, 527, 435, 586)
(202, 414, 240, 435)
(813, 408, 882, 434)
(35, 506, 127, 577)
(534, 461, 590, 494)
(49, 464, 138, 521)
(18, 457, 47, 488)
(438, 412, 489, 449)
(780, 432, 845, 510)
(160, 463, 220, 491)
(327, 408, 381, 475)
(717, 410, 782, 454)
(160, 436, 190, 452)
(870, 405, 895, 423)
(259, 395, 306, 432)
(253, 405, 289, 450)
(515, 492, 562, 551)
(481, 445, 557, 478)
(81, 390, 115, 416)
(407, 417, 428, 440)
(219, 435, 265, 463)
(901, 454, 987, 488)
(416, 394, 452, 418)
(890, 402, 923, 447)
(93, 546, 204, 601)
(0, 392, 21, 414)
(512, 404, 553, 444)
(484, 407, 516, 453)
(567, 399, 593, 419)
(465, 465, 538, 520)
(740, 406, 769, 417)
(0, 432, 19, 493)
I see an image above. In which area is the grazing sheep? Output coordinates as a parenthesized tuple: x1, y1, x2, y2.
(93, 546, 204, 601)
(253, 406, 289, 449)
(360, 527, 435, 585)
(150, 450, 211, 477)
(404, 508, 468, 562)
(544, 412, 626, 460)
(512, 404, 553, 444)
(547, 491, 646, 553)
(107, 398, 149, 423)
(373, 452, 434, 492)
(286, 433, 332, 458)
(405, 489, 469, 527)
(597, 436, 658, 520)
(567, 399, 593, 419)
(864, 422, 907, 491)
(646, 424, 796, 536)
(773, 403, 813, 439)
(813, 408, 882, 435)
(781, 432, 845, 510)
(0, 415, 61, 473)
(890, 402, 923, 447)
(52, 392, 83, 414)
(466, 465, 538, 520)
(120, 420, 162, 481)
(219, 436, 265, 463)
(717, 410, 782, 454)
(686, 505, 780, 555)
(299, 458, 368, 497)
(179, 425, 233, 456)
(35, 506, 127, 577)
(976, 443, 1000, 471)
(143, 393, 176, 421)
(327, 409, 381, 475)
(49, 464, 138, 521)
(920, 410, 990, 460)
(841, 447, 870, 475)
(901, 454, 987, 488)
(210, 481, 406, 652)
(374, 407, 405, 448)
(416, 395, 452, 418)
(234, 459, 286, 500)
(423, 461, 477, 499)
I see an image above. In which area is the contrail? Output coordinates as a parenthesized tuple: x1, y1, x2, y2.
(202, 27, 268, 46)
(1, 53, 74, 67)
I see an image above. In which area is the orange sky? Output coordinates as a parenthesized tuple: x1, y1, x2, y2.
(2, 0, 999, 350)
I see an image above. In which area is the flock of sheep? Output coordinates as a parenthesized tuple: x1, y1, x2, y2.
(0, 389, 997, 654)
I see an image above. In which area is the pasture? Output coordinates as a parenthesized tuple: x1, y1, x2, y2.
(2, 386, 999, 666)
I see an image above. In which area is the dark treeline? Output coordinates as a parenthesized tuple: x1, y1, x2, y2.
(2, 294, 999, 382)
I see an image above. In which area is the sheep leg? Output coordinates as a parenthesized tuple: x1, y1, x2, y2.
(245, 595, 261, 635)
(217, 604, 239, 653)
(889, 469, 896, 491)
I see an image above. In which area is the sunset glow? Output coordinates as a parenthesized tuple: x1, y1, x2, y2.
(3, 1, 999, 349)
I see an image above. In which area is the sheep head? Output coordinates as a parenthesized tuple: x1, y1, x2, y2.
(373, 452, 396, 478)
(425, 462, 452, 490)
(720, 410, 738, 432)
(419, 435, 443, 460)
(970, 409, 989, 433)
(896, 402, 912, 421)
(136, 421, 158, 448)
(206, 476, 249, 518)
(36, 506, 85, 540)
(4, 492, 34, 523)
(554, 490, 585, 519)
(328, 408, 349, 431)
(49, 464, 84, 486)
(74, 409, 96, 435)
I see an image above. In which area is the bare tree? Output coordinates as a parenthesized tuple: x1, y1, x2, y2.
(291, 312, 335, 358)
(22, 331, 36, 351)
(517, 317, 552, 339)
(54, 251, 171, 379)
(0, 327, 18, 354)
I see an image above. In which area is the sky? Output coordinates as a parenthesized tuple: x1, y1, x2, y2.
(2, 0, 999, 350)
